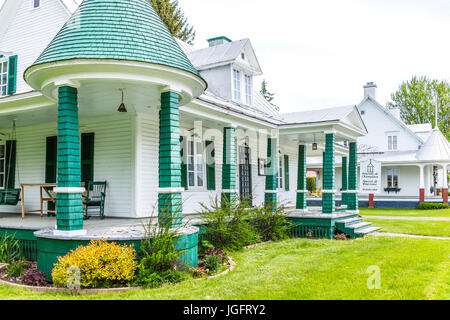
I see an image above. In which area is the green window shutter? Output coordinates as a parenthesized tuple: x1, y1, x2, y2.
(180, 136, 187, 190)
(81, 133, 94, 186)
(284, 155, 289, 191)
(45, 136, 57, 183)
(7, 55, 18, 95)
(5, 140, 16, 189)
(206, 140, 216, 190)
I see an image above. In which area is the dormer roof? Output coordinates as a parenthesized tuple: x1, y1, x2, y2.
(187, 38, 262, 75)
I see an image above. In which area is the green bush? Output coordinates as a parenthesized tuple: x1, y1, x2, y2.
(134, 206, 189, 288)
(253, 202, 292, 242)
(0, 233, 23, 264)
(306, 177, 316, 193)
(6, 260, 27, 277)
(417, 202, 449, 210)
(199, 196, 260, 251)
(204, 254, 221, 275)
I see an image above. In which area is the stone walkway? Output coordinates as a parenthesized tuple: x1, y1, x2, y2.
(363, 215, 450, 221)
(371, 232, 450, 240)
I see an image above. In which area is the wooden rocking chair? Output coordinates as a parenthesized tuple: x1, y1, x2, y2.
(83, 181, 107, 220)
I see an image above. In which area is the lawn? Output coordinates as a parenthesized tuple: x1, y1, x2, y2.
(359, 207, 450, 218)
(0, 237, 448, 300)
(366, 219, 450, 237)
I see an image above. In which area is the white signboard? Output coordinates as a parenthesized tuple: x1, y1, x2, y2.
(359, 159, 381, 194)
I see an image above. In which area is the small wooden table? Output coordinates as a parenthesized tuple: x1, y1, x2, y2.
(20, 184, 58, 219)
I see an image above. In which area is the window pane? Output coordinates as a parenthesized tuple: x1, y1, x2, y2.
(388, 136, 392, 150)
(387, 176, 392, 188)
(188, 172, 195, 186)
(0, 145, 4, 158)
(0, 174, 3, 187)
(0, 160, 4, 173)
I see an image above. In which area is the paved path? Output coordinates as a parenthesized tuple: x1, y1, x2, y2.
(371, 232, 450, 240)
(363, 215, 450, 221)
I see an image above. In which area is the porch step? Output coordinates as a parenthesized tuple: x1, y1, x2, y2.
(335, 218, 382, 238)
(355, 226, 382, 236)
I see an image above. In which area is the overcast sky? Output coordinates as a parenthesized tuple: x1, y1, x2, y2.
(1, 0, 449, 113)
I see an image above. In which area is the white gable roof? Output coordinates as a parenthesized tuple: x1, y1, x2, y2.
(416, 128, 450, 162)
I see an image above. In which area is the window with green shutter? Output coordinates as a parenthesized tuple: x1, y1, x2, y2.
(284, 155, 289, 191)
(81, 133, 94, 186)
(7, 55, 17, 95)
(206, 140, 216, 190)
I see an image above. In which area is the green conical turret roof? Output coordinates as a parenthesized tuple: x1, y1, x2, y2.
(32, 0, 199, 76)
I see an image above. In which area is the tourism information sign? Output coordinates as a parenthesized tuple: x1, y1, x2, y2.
(359, 159, 381, 194)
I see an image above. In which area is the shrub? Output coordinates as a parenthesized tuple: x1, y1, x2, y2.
(6, 259, 27, 277)
(203, 248, 227, 264)
(134, 207, 188, 288)
(306, 177, 316, 193)
(253, 202, 292, 242)
(22, 269, 48, 287)
(52, 240, 138, 289)
(0, 233, 23, 264)
(417, 202, 449, 210)
(203, 254, 221, 275)
(189, 266, 207, 278)
(199, 196, 260, 251)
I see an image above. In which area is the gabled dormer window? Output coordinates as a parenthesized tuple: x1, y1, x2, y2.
(0, 55, 18, 97)
(388, 135, 398, 151)
(244, 75, 252, 105)
(233, 69, 241, 101)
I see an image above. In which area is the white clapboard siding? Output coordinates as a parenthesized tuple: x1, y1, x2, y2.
(3, 114, 134, 218)
(0, 0, 71, 94)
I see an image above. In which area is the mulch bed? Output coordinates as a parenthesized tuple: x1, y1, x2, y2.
(0, 261, 52, 288)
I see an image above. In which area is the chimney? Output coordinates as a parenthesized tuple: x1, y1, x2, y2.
(207, 36, 232, 47)
(389, 107, 401, 120)
(363, 82, 377, 100)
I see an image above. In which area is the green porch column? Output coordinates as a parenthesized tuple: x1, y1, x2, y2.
(341, 156, 348, 206)
(296, 145, 307, 210)
(54, 86, 85, 234)
(322, 132, 336, 214)
(265, 137, 278, 208)
(158, 91, 183, 228)
(221, 126, 237, 205)
(347, 142, 358, 212)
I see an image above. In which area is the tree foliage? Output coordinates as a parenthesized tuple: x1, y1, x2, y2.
(150, 0, 196, 45)
(387, 76, 449, 139)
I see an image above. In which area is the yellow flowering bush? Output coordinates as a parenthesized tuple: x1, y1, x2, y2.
(52, 240, 138, 289)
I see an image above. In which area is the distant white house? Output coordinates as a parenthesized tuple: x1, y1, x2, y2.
(308, 82, 450, 208)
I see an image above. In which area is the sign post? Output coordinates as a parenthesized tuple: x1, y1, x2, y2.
(360, 159, 381, 208)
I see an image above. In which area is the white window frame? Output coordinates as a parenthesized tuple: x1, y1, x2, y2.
(244, 74, 252, 105)
(388, 135, 398, 151)
(0, 57, 8, 97)
(232, 68, 241, 102)
(386, 168, 399, 188)
(187, 137, 206, 191)
(277, 155, 284, 190)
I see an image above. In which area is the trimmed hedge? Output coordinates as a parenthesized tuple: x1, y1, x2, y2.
(417, 202, 449, 210)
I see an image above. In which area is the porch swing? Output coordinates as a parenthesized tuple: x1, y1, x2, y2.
(0, 120, 21, 206)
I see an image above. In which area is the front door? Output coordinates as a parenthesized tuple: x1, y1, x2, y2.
(239, 145, 252, 205)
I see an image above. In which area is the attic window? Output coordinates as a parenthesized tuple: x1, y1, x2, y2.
(33, 0, 40, 8)
(241, 53, 245, 60)
(360, 110, 365, 115)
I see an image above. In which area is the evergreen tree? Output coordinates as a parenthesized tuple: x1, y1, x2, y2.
(260, 79, 278, 110)
(387, 76, 449, 139)
(151, 0, 196, 45)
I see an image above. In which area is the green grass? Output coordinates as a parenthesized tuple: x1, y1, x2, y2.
(366, 219, 450, 237)
(0, 237, 449, 300)
(360, 207, 450, 218)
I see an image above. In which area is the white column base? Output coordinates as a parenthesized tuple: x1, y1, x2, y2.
(346, 210, 360, 214)
(53, 228, 87, 237)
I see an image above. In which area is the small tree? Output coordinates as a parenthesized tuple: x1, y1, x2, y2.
(150, 0, 196, 45)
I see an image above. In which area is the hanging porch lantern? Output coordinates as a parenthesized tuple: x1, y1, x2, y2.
(118, 88, 127, 113)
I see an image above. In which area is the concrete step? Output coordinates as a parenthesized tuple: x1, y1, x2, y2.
(345, 222, 373, 232)
(355, 226, 382, 236)
(336, 217, 362, 226)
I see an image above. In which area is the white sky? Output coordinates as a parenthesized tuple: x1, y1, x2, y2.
(1, 0, 449, 113)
